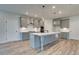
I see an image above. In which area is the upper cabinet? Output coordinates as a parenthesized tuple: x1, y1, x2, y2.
(53, 18, 69, 32)
(33, 18, 44, 28)
(53, 20, 61, 26)
(53, 18, 69, 28)
(20, 16, 44, 28)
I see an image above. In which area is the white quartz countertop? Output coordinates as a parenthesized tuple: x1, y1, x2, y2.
(20, 27, 39, 33)
(31, 32, 60, 36)
(20, 28, 36, 32)
(20, 30, 35, 32)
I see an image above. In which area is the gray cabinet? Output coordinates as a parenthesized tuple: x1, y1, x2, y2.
(21, 31, 36, 40)
(21, 32, 29, 40)
(60, 32, 69, 39)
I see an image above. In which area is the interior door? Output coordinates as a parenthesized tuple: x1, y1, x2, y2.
(7, 15, 20, 42)
(0, 15, 7, 43)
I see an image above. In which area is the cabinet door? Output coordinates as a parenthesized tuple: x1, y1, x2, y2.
(0, 16, 7, 43)
(33, 19, 39, 28)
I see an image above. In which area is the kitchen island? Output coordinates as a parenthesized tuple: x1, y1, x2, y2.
(30, 32, 60, 51)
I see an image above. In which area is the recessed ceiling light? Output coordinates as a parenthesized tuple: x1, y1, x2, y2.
(26, 12, 29, 15)
(58, 11, 62, 14)
(52, 6, 56, 9)
(34, 14, 38, 17)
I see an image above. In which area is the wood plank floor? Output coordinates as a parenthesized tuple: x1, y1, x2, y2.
(0, 39, 79, 55)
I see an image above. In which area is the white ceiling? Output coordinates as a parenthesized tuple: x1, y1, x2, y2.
(0, 4, 79, 19)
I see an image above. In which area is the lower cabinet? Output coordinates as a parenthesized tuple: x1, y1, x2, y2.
(60, 32, 69, 39)
(21, 32, 29, 40)
(21, 31, 36, 40)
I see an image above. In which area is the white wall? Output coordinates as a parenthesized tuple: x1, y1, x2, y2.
(69, 16, 79, 40)
(0, 11, 20, 43)
(44, 19, 53, 32)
